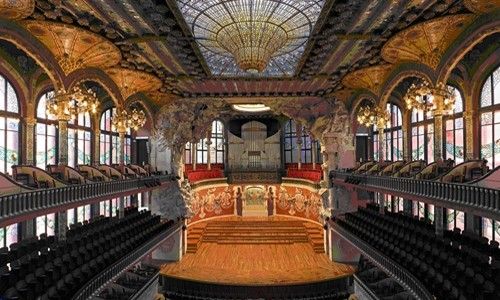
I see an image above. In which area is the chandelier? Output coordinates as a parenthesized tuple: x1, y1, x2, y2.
(46, 86, 99, 121)
(403, 81, 455, 115)
(357, 104, 390, 129)
(177, 0, 325, 74)
(112, 108, 147, 133)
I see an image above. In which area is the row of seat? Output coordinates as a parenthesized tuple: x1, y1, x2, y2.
(1, 207, 172, 300)
(356, 256, 416, 300)
(337, 204, 500, 300)
(96, 264, 159, 299)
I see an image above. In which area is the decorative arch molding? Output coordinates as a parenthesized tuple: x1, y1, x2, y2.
(437, 11, 500, 83)
(470, 51, 500, 110)
(0, 19, 64, 90)
(379, 62, 437, 107)
(0, 59, 29, 116)
(65, 67, 124, 108)
(347, 90, 378, 123)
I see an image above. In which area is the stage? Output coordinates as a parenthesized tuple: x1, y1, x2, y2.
(160, 216, 355, 286)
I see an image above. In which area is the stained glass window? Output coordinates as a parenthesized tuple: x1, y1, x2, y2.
(100, 108, 132, 165)
(1, 224, 18, 247)
(447, 209, 465, 231)
(36, 213, 55, 237)
(411, 105, 434, 163)
(0, 75, 20, 174)
(445, 86, 465, 163)
(373, 103, 402, 161)
(283, 119, 320, 164)
(211, 120, 225, 164)
(36, 91, 58, 168)
(480, 66, 500, 169)
(68, 112, 92, 167)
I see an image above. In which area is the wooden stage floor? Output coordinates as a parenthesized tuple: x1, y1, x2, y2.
(160, 216, 355, 286)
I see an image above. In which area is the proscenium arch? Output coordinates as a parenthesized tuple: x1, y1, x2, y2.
(437, 11, 500, 84)
(0, 19, 65, 90)
(65, 68, 125, 109)
(379, 62, 437, 107)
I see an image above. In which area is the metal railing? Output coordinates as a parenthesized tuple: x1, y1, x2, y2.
(73, 222, 180, 300)
(0, 175, 175, 224)
(329, 221, 433, 300)
(330, 171, 500, 219)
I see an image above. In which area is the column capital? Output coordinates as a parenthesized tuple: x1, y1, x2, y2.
(25, 117, 37, 126)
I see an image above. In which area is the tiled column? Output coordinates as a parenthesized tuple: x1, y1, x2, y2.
(58, 120, 69, 165)
(25, 117, 36, 165)
(118, 132, 125, 166)
(94, 128, 101, 165)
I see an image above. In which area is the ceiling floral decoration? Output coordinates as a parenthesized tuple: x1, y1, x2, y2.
(342, 65, 394, 96)
(0, 0, 34, 20)
(464, 0, 500, 14)
(105, 67, 162, 100)
(381, 14, 475, 70)
(22, 20, 122, 75)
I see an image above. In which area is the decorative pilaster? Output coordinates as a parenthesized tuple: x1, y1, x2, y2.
(58, 120, 69, 165)
(25, 117, 36, 165)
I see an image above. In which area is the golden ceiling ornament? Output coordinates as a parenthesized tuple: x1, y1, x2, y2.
(128, 108, 147, 131)
(46, 85, 99, 121)
(22, 20, 121, 74)
(356, 104, 390, 130)
(464, 0, 500, 14)
(105, 67, 162, 100)
(403, 81, 455, 115)
(0, 0, 34, 20)
(381, 14, 475, 70)
(342, 65, 394, 95)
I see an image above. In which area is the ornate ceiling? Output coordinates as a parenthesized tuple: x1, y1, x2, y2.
(1, 0, 495, 109)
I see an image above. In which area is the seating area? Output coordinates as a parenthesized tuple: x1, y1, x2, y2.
(337, 203, 500, 300)
(356, 256, 416, 300)
(0, 207, 172, 300)
(96, 264, 159, 300)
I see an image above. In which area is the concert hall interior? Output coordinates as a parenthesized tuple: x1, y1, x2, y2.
(0, 0, 499, 299)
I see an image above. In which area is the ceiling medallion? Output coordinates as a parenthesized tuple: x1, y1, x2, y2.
(0, 0, 34, 20)
(177, 0, 325, 76)
(403, 81, 455, 115)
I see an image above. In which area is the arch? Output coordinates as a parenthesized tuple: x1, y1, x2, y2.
(0, 59, 28, 117)
(65, 68, 125, 108)
(0, 19, 64, 90)
(379, 62, 437, 107)
(125, 94, 156, 131)
(437, 11, 500, 83)
(470, 51, 500, 107)
(348, 91, 378, 127)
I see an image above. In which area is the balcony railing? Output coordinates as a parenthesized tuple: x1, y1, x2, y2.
(72, 222, 180, 300)
(0, 175, 176, 227)
(330, 171, 500, 220)
(329, 221, 433, 300)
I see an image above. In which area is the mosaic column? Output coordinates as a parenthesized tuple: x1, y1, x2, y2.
(433, 106, 444, 161)
(118, 132, 125, 166)
(25, 117, 36, 165)
(378, 130, 385, 162)
(463, 110, 476, 160)
(58, 120, 69, 165)
(94, 128, 101, 165)
(206, 129, 212, 170)
(57, 211, 67, 240)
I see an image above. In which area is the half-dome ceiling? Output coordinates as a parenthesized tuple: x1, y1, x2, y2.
(176, 0, 325, 77)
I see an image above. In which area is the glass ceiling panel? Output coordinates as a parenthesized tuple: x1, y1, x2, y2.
(177, 0, 325, 77)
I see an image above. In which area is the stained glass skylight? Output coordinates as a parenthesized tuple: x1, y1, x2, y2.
(176, 0, 325, 77)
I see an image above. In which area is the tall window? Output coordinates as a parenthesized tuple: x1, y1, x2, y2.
(411, 108, 434, 163)
(36, 213, 55, 237)
(0, 224, 18, 248)
(36, 91, 58, 168)
(480, 66, 500, 169)
(68, 112, 92, 167)
(100, 108, 131, 164)
(0, 74, 20, 174)
(184, 120, 225, 164)
(444, 86, 465, 164)
(284, 119, 321, 164)
(373, 103, 403, 161)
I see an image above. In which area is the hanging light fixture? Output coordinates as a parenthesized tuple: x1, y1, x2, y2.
(111, 108, 147, 133)
(403, 81, 455, 115)
(356, 104, 390, 129)
(128, 108, 147, 131)
(46, 85, 99, 121)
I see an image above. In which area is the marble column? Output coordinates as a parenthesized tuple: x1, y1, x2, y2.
(58, 120, 69, 165)
(435, 206, 444, 236)
(21, 219, 35, 239)
(57, 211, 67, 240)
(25, 118, 36, 165)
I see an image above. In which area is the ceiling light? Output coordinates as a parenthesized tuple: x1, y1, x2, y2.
(232, 104, 271, 113)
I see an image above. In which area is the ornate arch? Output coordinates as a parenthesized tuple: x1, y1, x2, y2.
(65, 67, 125, 108)
(437, 11, 500, 83)
(379, 62, 437, 107)
(125, 94, 157, 131)
(348, 90, 378, 124)
(0, 19, 64, 90)
(0, 59, 29, 116)
(470, 51, 500, 110)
